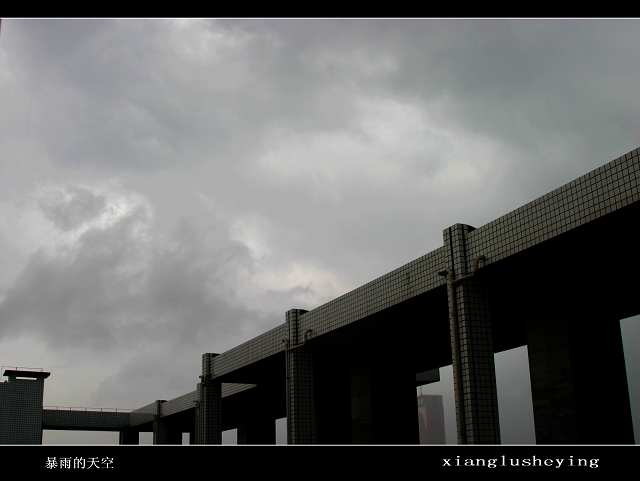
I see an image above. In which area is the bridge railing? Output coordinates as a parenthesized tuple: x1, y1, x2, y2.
(2, 366, 43, 372)
(44, 406, 134, 413)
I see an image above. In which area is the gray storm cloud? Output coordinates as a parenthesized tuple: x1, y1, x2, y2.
(0, 183, 267, 354)
(38, 185, 108, 231)
(0, 19, 638, 442)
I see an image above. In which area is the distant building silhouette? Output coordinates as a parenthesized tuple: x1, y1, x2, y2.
(417, 394, 445, 444)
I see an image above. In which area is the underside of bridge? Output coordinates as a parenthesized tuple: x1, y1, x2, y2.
(214, 289, 451, 444)
(484, 199, 639, 444)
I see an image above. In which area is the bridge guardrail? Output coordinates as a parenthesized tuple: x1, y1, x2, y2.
(44, 406, 134, 413)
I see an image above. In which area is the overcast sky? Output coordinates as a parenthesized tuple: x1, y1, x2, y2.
(0, 19, 638, 444)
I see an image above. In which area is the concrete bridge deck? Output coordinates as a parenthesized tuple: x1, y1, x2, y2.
(43, 409, 131, 431)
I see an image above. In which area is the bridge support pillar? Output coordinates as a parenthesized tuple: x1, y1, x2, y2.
(526, 308, 634, 444)
(285, 308, 316, 444)
(152, 401, 166, 444)
(153, 415, 182, 444)
(443, 224, 501, 444)
(200, 353, 222, 444)
(315, 357, 352, 444)
(194, 383, 201, 444)
(152, 422, 167, 444)
(237, 411, 275, 444)
(118, 428, 139, 445)
(349, 355, 419, 444)
(237, 386, 276, 444)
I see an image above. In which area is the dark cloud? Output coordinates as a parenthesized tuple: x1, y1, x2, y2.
(0, 19, 638, 442)
(0, 191, 268, 354)
(4, 19, 638, 180)
(38, 185, 107, 231)
(86, 345, 204, 408)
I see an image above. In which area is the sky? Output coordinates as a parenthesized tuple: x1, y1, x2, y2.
(0, 18, 638, 444)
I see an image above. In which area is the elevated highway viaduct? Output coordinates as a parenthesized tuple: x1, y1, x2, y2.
(192, 146, 639, 444)
(2, 147, 638, 444)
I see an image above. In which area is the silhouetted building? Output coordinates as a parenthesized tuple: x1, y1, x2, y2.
(0, 369, 50, 444)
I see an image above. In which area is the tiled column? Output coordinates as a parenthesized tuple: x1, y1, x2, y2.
(526, 307, 634, 444)
(194, 383, 201, 444)
(285, 308, 316, 444)
(443, 224, 500, 444)
(200, 353, 222, 445)
(152, 400, 168, 444)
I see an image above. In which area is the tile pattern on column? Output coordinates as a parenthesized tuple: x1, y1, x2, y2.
(286, 308, 316, 444)
(444, 224, 500, 444)
(201, 352, 222, 444)
(153, 400, 167, 444)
